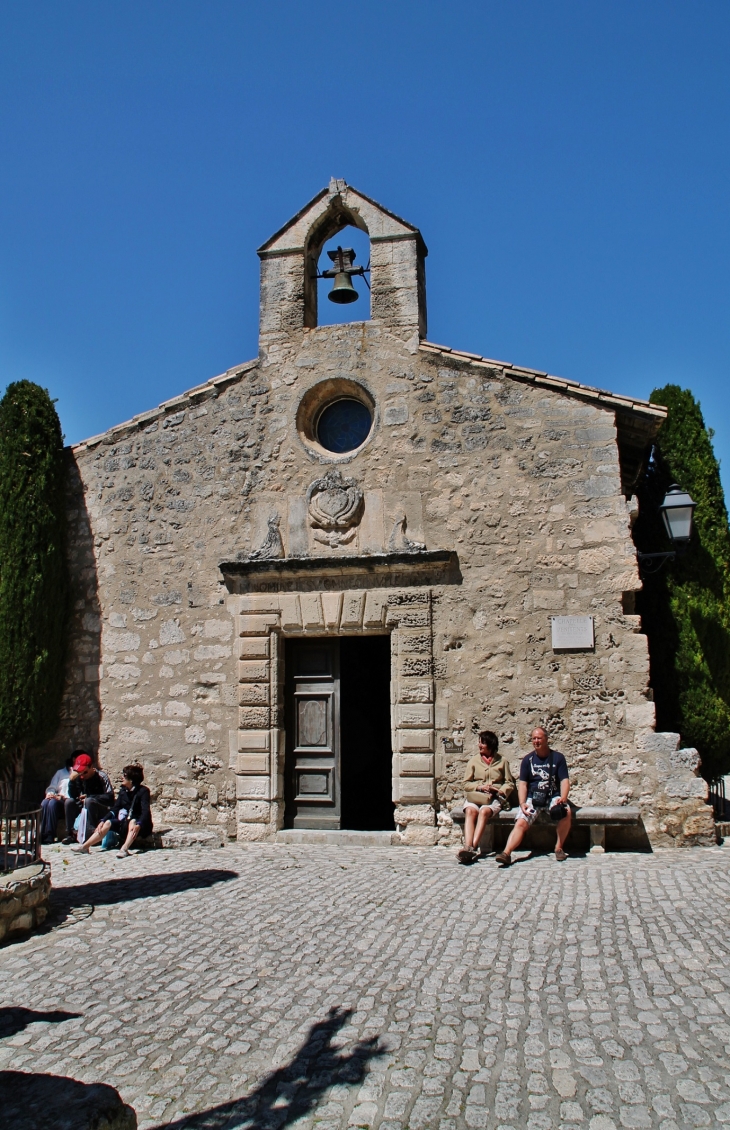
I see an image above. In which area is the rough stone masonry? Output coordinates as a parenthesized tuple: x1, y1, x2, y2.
(30, 179, 715, 848)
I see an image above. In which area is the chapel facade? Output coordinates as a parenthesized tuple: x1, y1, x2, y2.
(34, 180, 715, 848)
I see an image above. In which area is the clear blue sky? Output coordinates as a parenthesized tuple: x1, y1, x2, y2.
(1, 2, 728, 493)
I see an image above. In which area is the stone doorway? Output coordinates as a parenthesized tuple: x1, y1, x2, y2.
(284, 636, 394, 831)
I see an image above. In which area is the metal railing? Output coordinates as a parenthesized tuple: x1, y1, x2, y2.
(0, 805, 42, 874)
(708, 778, 727, 823)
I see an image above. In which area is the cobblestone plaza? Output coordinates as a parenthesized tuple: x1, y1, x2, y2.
(2, 844, 730, 1129)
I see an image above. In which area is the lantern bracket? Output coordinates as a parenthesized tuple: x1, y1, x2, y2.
(636, 549, 677, 575)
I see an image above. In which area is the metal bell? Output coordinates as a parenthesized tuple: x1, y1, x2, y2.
(325, 247, 360, 304)
(329, 270, 359, 304)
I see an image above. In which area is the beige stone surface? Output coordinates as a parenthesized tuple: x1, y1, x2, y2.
(30, 181, 712, 848)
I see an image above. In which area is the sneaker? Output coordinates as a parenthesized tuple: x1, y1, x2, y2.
(457, 848, 477, 865)
(495, 852, 512, 866)
(555, 849, 568, 862)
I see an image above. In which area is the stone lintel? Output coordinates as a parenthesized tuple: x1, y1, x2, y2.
(219, 551, 458, 595)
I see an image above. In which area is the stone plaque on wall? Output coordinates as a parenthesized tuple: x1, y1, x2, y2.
(550, 616, 594, 651)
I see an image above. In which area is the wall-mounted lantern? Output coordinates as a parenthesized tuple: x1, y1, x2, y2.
(659, 484, 696, 544)
(638, 484, 696, 574)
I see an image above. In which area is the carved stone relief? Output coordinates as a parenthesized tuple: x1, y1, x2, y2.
(306, 470, 364, 548)
(247, 513, 285, 560)
(388, 511, 426, 553)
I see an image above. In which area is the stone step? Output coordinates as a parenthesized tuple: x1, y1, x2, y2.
(153, 826, 224, 850)
(275, 829, 398, 847)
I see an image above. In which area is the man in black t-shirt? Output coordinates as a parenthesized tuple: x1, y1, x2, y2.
(495, 727, 572, 866)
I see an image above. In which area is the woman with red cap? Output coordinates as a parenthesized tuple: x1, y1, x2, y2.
(62, 752, 114, 845)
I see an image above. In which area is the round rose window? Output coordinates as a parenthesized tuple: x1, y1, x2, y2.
(316, 398, 372, 454)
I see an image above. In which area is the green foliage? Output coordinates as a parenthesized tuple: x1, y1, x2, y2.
(634, 384, 730, 778)
(0, 381, 69, 780)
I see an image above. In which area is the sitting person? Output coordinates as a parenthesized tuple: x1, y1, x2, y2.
(458, 730, 515, 864)
(40, 758, 73, 844)
(72, 764, 152, 858)
(63, 753, 114, 845)
(495, 726, 572, 866)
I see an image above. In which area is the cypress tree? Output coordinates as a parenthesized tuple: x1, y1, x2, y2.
(634, 384, 730, 779)
(0, 381, 69, 804)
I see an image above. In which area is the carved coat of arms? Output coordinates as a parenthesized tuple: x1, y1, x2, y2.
(306, 470, 364, 548)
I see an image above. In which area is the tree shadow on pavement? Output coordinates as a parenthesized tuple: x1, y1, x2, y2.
(48, 869, 239, 918)
(0, 1007, 82, 1039)
(151, 1006, 385, 1130)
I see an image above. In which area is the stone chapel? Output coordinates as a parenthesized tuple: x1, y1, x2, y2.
(33, 180, 715, 848)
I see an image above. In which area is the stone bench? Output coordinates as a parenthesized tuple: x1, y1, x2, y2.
(450, 805, 642, 854)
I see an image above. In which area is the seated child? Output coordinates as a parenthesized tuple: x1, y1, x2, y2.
(72, 764, 152, 859)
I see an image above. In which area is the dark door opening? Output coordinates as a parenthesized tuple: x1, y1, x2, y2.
(284, 636, 394, 831)
(340, 635, 394, 831)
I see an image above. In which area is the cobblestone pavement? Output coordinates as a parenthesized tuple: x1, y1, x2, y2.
(2, 843, 730, 1130)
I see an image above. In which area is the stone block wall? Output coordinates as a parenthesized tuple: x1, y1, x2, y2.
(0, 865, 51, 942)
(29, 300, 714, 847)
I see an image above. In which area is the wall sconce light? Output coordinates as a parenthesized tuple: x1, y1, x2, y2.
(637, 484, 696, 574)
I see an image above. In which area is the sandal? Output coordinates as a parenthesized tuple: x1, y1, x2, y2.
(70, 843, 89, 854)
(495, 852, 512, 866)
(116, 848, 130, 858)
(555, 849, 568, 862)
(457, 848, 477, 864)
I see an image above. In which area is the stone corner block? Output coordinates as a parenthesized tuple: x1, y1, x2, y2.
(398, 824, 439, 846)
(397, 728, 434, 752)
(239, 614, 279, 636)
(396, 703, 434, 728)
(237, 729, 270, 752)
(670, 746, 701, 774)
(236, 799, 271, 823)
(236, 821, 272, 842)
(394, 776, 436, 805)
(625, 703, 656, 729)
(395, 753, 435, 777)
(239, 594, 281, 614)
(236, 751, 270, 775)
(635, 730, 681, 756)
(235, 775, 271, 800)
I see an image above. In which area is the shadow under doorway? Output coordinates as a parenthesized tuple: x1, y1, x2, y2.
(340, 635, 394, 831)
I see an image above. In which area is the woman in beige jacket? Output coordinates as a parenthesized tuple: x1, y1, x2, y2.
(458, 731, 515, 864)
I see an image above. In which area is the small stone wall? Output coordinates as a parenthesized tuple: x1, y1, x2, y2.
(0, 863, 51, 942)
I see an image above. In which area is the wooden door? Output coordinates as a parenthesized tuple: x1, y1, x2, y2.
(284, 639, 340, 829)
